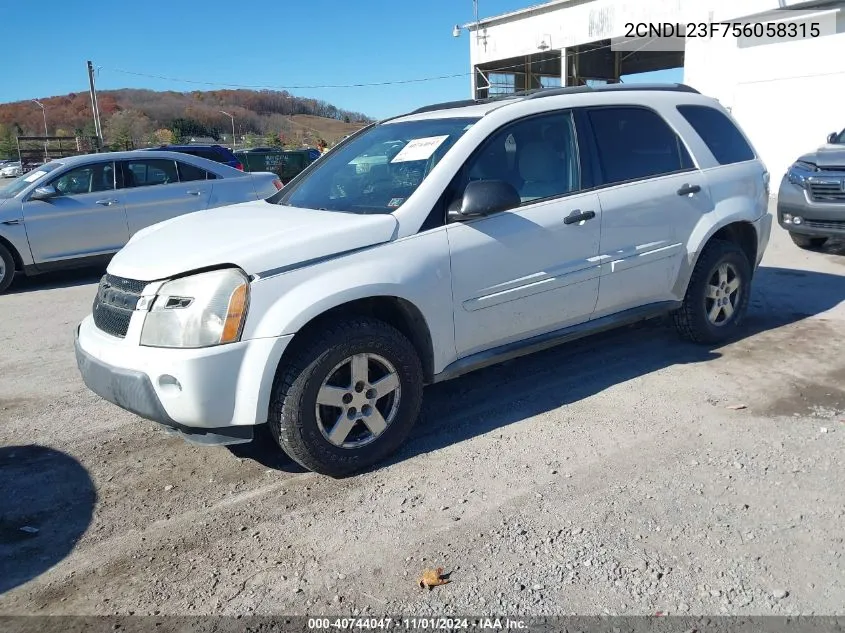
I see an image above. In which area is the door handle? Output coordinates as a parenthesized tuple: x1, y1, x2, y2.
(677, 184, 701, 196)
(1, 219, 22, 225)
(95, 199, 118, 206)
(563, 209, 596, 225)
(186, 190, 202, 196)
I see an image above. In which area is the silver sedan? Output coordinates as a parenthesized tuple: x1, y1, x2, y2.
(0, 150, 282, 293)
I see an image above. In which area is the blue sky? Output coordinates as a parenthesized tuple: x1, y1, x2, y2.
(0, 0, 682, 119)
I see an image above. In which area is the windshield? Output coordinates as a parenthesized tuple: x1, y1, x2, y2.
(0, 163, 61, 199)
(833, 129, 845, 144)
(278, 117, 479, 214)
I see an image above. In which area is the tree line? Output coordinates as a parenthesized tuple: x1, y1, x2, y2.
(0, 88, 372, 157)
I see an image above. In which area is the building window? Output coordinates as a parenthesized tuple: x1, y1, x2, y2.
(487, 72, 516, 95)
(540, 76, 562, 89)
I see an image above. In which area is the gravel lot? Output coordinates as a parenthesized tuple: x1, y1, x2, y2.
(1, 203, 844, 617)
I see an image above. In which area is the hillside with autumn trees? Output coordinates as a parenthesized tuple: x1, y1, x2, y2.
(0, 88, 372, 157)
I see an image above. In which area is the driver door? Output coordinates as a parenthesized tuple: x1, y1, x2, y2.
(446, 110, 603, 358)
(22, 160, 130, 264)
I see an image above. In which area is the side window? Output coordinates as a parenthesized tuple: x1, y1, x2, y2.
(463, 111, 581, 205)
(177, 161, 210, 182)
(122, 159, 178, 188)
(676, 105, 756, 165)
(587, 107, 694, 186)
(51, 162, 115, 196)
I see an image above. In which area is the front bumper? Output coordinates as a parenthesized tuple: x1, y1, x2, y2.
(74, 316, 292, 445)
(777, 177, 845, 238)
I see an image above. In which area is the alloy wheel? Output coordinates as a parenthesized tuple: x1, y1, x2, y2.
(314, 353, 401, 449)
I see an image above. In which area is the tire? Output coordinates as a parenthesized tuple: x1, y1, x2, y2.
(673, 239, 751, 345)
(0, 242, 16, 294)
(790, 233, 828, 250)
(268, 316, 424, 477)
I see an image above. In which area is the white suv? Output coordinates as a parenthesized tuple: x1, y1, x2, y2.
(74, 84, 772, 477)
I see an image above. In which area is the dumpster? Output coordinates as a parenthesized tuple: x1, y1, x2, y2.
(234, 149, 315, 184)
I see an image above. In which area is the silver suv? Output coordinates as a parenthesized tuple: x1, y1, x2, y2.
(75, 84, 772, 477)
(777, 127, 845, 249)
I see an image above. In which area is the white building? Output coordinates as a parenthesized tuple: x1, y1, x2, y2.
(459, 0, 845, 182)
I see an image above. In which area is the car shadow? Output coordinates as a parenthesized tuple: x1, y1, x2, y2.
(231, 265, 845, 475)
(382, 264, 845, 472)
(0, 445, 97, 595)
(6, 267, 104, 295)
(820, 238, 845, 257)
(226, 425, 309, 473)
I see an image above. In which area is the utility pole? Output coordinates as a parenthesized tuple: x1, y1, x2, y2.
(87, 61, 104, 150)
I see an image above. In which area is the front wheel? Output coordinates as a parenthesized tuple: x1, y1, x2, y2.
(268, 317, 424, 477)
(673, 239, 752, 344)
(0, 242, 16, 294)
(790, 233, 828, 250)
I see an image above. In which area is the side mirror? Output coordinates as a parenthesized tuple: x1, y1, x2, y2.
(828, 132, 839, 144)
(30, 185, 58, 201)
(447, 179, 521, 222)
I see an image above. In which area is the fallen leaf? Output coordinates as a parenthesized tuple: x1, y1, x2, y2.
(418, 567, 450, 590)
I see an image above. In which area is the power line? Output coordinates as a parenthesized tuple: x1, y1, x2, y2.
(99, 41, 621, 92)
(102, 67, 468, 90)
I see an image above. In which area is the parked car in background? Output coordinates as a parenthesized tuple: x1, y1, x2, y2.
(0, 150, 281, 292)
(22, 161, 45, 174)
(777, 127, 845, 249)
(141, 144, 243, 171)
(74, 83, 771, 477)
(235, 148, 317, 184)
(1, 162, 22, 178)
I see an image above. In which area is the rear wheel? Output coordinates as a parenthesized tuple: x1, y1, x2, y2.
(268, 317, 423, 477)
(673, 239, 751, 344)
(790, 233, 828, 250)
(0, 243, 16, 294)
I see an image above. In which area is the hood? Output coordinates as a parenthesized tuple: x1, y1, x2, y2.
(107, 200, 399, 281)
(799, 144, 845, 169)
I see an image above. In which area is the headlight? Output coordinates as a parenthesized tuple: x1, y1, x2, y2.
(787, 161, 817, 188)
(140, 268, 249, 348)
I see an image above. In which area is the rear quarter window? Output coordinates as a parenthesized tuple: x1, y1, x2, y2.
(676, 105, 756, 165)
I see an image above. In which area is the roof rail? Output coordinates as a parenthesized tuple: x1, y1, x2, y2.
(392, 83, 700, 122)
(408, 93, 524, 115)
(524, 82, 700, 100)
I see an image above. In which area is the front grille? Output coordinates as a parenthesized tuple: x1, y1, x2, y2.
(808, 182, 845, 203)
(92, 274, 146, 338)
(103, 274, 146, 294)
(805, 219, 845, 231)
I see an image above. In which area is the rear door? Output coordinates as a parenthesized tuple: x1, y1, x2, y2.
(119, 158, 210, 236)
(583, 105, 715, 318)
(21, 160, 129, 263)
(175, 159, 214, 207)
